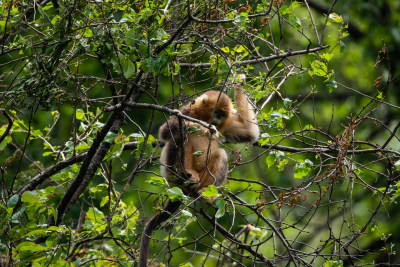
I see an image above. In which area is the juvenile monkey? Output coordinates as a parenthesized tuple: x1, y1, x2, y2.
(158, 74, 259, 196)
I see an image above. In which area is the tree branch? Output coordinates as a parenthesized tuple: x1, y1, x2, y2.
(0, 109, 13, 145)
(179, 46, 329, 68)
(200, 209, 275, 266)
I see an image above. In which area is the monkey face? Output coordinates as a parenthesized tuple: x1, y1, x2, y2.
(211, 109, 227, 126)
(189, 91, 233, 128)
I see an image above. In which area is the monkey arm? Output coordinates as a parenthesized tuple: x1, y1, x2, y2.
(185, 121, 219, 139)
(221, 82, 259, 144)
(158, 109, 189, 142)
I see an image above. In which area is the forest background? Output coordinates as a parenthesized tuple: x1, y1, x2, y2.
(1, 0, 400, 266)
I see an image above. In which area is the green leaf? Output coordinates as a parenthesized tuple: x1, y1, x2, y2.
(321, 53, 334, 62)
(303, 124, 314, 135)
(130, 133, 144, 138)
(234, 45, 246, 53)
(259, 132, 270, 146)
(234, 14, 248, 23)
(75, 109, 85, 120)
(125, 29, 138, 46)
(283, 98, 292, 107)
(21, 191, 40, 203)
(143, 55, 170, 74)
(90, 183, 108, 193)
(11, 206, 25, 220)
(249, 225, 266, 238)
(339, 41, 346, 52)
(100, 196, 109, 207)
(104, 132, 118, 143)
(328, 13, 343, 23)
(310, 60, 328, 77)
(7, 195, 19, 208)
(202, 185, 219, 198)
(47, 226, 61, 232)
(266, 152, 277, 168)
(355, 167, 364, 178)
(44, 186, 55, 194)
(291, 1, 302, 9)
(221, 47, 230, 53)
(167, 187, 189, 202)
(50, 207, 58, 224)
(25, 229, 45, 237)
(0, 136, 11, 150)
(325, 73, 337, 93)
(324, 260, 343, 267)
(193, 150, 204, 156)
(215, 199, 226, 218)
(181, 209, 193, 220)
(146, 176, 168, 187)
(394, 160, 400, 171)
(304, 159, 313, 168)
(36, 5, 45, 18)
(46, 234, 57, 248)
(289, 15, 302, 30)
(121, 58, 136, 78)
(260, 133, 270, 138)
(83, 28, 93, 37)
(294, 160, 313, 179)
(138, 43, 148, 57)
(279, 5, 290, 15)
(186, 126, 201, 134)
(87, 207, 104, 222)
(16, 242, 47, 252)
(74, 144, 90, 152)
(51, 15, 59, 25)
(277, 159, 288, 171)
(151, 28, 168, 41)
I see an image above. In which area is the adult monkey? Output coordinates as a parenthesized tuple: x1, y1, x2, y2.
(139, 75, 259, 266)
(159, 74, 259, 196)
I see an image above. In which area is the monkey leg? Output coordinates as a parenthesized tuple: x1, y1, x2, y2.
(195, 147, 228, 191)
(181, 138, 202, 186)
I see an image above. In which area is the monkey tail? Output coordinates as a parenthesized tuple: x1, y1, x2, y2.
(138, 198, 182, 267)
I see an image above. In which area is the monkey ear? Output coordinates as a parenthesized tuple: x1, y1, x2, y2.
(197, 94, 208, 104)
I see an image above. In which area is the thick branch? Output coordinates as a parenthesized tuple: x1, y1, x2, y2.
(124, 102, 215, 131)
(14, 142, 138, 211)
(0, 109, 13, 144)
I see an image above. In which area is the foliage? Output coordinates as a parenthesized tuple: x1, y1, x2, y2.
(1, 0, 400, 266)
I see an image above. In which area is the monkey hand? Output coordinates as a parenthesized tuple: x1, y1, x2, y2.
(235, 73, 246, 85)
(173, 109, 182, 117)
(184, 172, 201, 190)
(209, 125, 220, 140)
(183, 172, 193, 181)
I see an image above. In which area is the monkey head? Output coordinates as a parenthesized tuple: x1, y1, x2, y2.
(187, 91, 233, 129)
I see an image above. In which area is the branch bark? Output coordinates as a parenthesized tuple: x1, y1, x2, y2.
(0, 109, 13, 145)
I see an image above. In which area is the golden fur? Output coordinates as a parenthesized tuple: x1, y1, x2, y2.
(159, 76, 259, 197)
